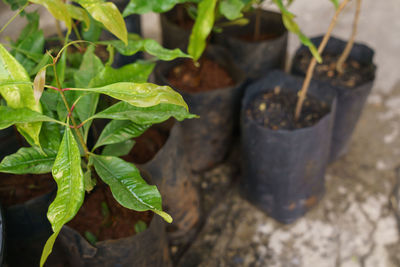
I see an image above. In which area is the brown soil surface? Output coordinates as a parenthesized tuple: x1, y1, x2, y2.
(123, 125, 170, 164)
(68, 182, 153, 242)
(0, 172, 55, 207)
(248, 87, 330, 130)
(297, 51, 375, 88)
(167, 58, 234, 93)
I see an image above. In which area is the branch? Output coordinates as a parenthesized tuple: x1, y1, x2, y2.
(294, 0, 351, 121)
(336, 0, 362, 74)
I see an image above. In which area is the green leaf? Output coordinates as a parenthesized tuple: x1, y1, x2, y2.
(219, 0, 245, 20)
(94, 120, 149, 149)
(99, 34, 191, 61)
(0, 147, 56, 174)
(89, 61, 155, 88)
(84, 231, 98, 245)
(82, 13, 102, 42)
(12, 13, 45, 74)
(30, 53, 52, 76)
(93, 101, 197, 123)
(66, 4, 90, 30)
(74, 0, 128, 44)
(101, 139, 135, 157)
(39, 121, 61, 151)
(91, 154, 172, 223)
(134, 220, 147, 233)
(41, 127, 85, 267)
(330, 0, 339, 9)
(3, 0, 28, 10)
(30, 0, 72, 30)
(73, 45, 103, 140)
(188, 0, 218, 61)
(40, 230, 60, 267)
(0, 44, 42, 146)
(0, 106, 56, 130)
(273, 0, 322, 63)
(70, 82, 189, 110)
(74, 45, 104, 88)
(122, 0, 193, 16)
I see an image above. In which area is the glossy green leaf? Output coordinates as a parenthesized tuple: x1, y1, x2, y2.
(91, 154, 172, 223)
(0, 44, 42, 146)
(82, 14, 102, 42)
(99, 34, 191, 60)
(122, 0, 192, 16)
(70, 82, 189, 110)
(75, 0, 127, 44)
(74, 45, 104, 88)
(0, 147, 56, 174)
(188, 0, 218, 61)
(89, 61, 155, 88)
(30, 0, 72, 30)
(39, 121, 61, 151)
(101, 139, 135, 157)
(219, 0, 245, 20)
(92, 101, 197, 123)
(0, 106, 55, 130)
(41, 127, 85, 267)
(72, 45, 103, 140)
(66, 4, 90, 30)
(94, 120, 149, 149)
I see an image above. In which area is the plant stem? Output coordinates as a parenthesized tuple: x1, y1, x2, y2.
(52, 64, 90, 159)
(294, 0, 351, 121)
(336, 0, 362, 74)
(254, 6, 261, 41)
(0, 2, 29, 34)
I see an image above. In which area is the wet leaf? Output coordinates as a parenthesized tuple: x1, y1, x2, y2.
(0, 147, 56, 174)
(91, 154, 172, 223)
(40, 127, 85, 266)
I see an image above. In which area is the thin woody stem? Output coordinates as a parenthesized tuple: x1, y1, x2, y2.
(294, 0, 351, 121)
(336, 0, 362, 74)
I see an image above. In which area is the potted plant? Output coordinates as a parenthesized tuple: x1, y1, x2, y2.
(240, 0, 353, 223)
(0, 1, 195, 266)
(291, 0, 376, 161)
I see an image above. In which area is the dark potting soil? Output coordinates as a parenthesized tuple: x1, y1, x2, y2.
(68, 182, 153, 242)
(167, 58, 234, 93)
(248, 87, 330, 130)
(297, 51, 375, 88)
(0, 172, 54, 207)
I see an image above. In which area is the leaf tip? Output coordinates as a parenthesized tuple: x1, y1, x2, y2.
(153, 210, 173, 223)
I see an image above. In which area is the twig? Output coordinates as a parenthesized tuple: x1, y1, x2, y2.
(294, 0, 351, 121)
(254, 6, 261, 41)
(336, 0, 362, 74)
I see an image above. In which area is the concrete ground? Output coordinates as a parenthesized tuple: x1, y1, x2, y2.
(1, 0, 400, 266)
